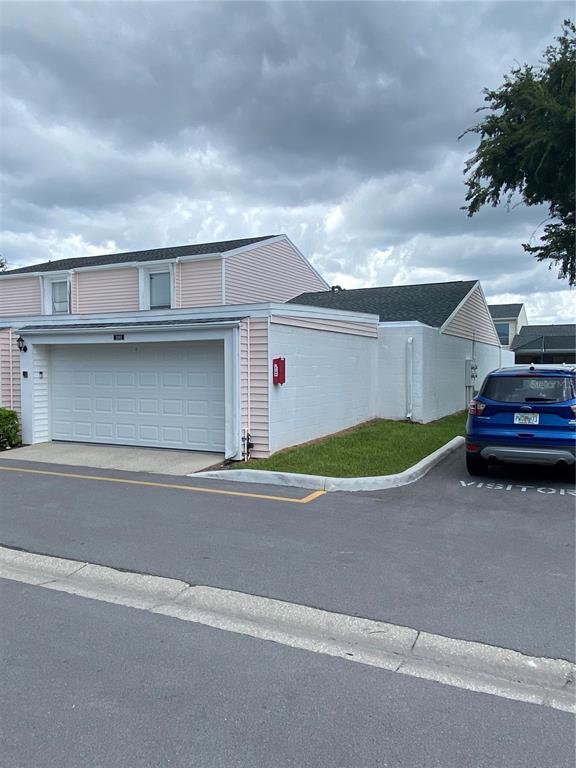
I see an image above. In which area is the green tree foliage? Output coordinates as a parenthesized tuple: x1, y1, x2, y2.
(461, 20, 575, 284)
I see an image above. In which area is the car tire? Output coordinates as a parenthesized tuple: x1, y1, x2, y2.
(466, 452, 488, 476)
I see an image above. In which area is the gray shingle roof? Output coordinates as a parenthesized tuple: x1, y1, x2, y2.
(2, 235, 278, 275)
(288, 280, 477, 327)
(510, 324, 576, 352)
(488, 303, 524, 319)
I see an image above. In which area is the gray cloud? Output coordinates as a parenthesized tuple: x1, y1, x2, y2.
(0, 1, 573, 322)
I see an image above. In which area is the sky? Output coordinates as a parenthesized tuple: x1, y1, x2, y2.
(1, 0, 574, 323)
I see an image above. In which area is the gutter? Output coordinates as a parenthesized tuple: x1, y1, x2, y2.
(19, 320, 243, 335)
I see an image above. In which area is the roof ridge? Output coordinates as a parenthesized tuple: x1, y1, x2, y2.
(305, 279, 476, 295)
(2, 234, 280, 275)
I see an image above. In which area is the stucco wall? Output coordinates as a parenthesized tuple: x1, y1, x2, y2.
(268, 323, 377, 454)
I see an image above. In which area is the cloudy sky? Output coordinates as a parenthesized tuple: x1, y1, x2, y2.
(1, 0, 573, 322)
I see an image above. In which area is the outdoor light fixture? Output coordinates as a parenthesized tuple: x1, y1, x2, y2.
(16, 336, 27, 353)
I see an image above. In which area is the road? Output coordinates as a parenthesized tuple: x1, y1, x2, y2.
(0, 449, 574, 660)
(1, 577, 573, 768)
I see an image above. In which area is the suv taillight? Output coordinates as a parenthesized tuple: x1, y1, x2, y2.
(571, 405, 576, 416)
(468, 399, 486, 416)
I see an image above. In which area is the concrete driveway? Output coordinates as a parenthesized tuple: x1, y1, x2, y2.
(0, 442, 224, 475)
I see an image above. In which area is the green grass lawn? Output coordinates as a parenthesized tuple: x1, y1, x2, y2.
(245, 411, 466, 477)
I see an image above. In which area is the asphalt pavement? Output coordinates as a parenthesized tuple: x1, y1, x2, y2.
(0, 447, 574, 660)
(2, 578, 573, 768)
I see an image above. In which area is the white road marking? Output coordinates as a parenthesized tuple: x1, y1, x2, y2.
(0, 545, 574, 713)
(459, 480, 576, 495)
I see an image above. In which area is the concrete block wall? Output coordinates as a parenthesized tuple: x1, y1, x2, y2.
(377, 325, 426, 422)
(268, 324, 378, 453)
(420, 326, 514, 422)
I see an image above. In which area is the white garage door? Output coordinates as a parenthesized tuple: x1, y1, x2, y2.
(51, 342, 225, 451)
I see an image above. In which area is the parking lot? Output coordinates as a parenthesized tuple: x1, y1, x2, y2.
(1, 446, 574, 662)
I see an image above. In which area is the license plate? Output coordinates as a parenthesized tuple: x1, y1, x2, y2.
(514, 413, 539, 425)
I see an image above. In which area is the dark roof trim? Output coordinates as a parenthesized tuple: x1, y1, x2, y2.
(2, 235, 279, 275)
(20, 317, 245, 333)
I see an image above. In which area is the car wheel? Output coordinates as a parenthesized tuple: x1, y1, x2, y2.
(466, 452, 488, 476)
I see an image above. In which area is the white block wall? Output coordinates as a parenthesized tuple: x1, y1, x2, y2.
(377, 325, 424, 421)
(376, 323, 514, 424)
(420, 326, 514, 421)
(268, 324, 378, 453)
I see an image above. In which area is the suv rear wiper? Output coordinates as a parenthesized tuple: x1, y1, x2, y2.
(524, 397, 556, 402)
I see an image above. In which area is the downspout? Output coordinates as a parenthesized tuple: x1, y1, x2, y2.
(176, 258, 182, 308)
(244, 318, 252, 460)
(69, 269, 77, 313)
(8, 328, 14, 409)
(405, 336, 413, 421)
(225, 325, 242, 462)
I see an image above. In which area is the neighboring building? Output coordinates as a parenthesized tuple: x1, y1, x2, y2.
(510, 324, 576, 364)
(0, 236, 512, 458)
(290, 281, 514, 423)
(488, 303, 528, 348)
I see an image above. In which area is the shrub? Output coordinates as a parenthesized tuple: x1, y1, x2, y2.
(0, 408, 20, 449)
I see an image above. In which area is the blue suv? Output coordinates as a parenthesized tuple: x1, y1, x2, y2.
(466, 365, 576, 476)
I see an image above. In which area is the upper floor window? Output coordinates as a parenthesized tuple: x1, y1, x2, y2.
(51, 280, 70, 314)
(495, 322, 510, 345)
(149, 271, 171, 309)
(42, 275, 70, 314)
(139, 265, 174, 310)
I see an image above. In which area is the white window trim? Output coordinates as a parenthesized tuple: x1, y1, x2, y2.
(41, 273, 71, 315)
(138, 264, 175, 311)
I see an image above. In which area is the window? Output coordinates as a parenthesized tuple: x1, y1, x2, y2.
(481, 375, 575, 403)
(149, 271, 171, 309)
(51, 280, 69, 314)
(494, 322, 510, 345)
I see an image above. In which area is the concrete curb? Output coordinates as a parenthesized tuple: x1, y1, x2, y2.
(194, 436, 465, 491)
(1, 544, 574, 713)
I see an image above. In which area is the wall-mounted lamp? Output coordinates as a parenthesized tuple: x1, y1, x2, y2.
(16, 336, 27, 353)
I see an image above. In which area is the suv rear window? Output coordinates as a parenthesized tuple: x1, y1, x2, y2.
(482, 375, 576, 403)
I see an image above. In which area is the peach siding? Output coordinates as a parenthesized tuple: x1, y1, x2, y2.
(178, 259, 222, 308)
(240, 317, 269, 458)
(271, 314, 378, 338)
(76, 268, 139, 313)
(225, 240, 326, 305)
(443, 284, 500, 345)
(0, 277, 42, 316)
(0, 328, 21, 416)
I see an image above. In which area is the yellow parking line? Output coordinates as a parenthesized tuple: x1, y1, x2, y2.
(0, 464, 326, 505)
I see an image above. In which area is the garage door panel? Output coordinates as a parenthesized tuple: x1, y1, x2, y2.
(50, 342, 225, 451)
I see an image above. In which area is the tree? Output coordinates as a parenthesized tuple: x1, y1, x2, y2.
(0, 255, 5, 271)
(461, 20, 575, 285)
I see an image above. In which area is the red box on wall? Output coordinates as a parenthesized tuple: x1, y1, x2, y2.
(272, 357, 286, 385)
